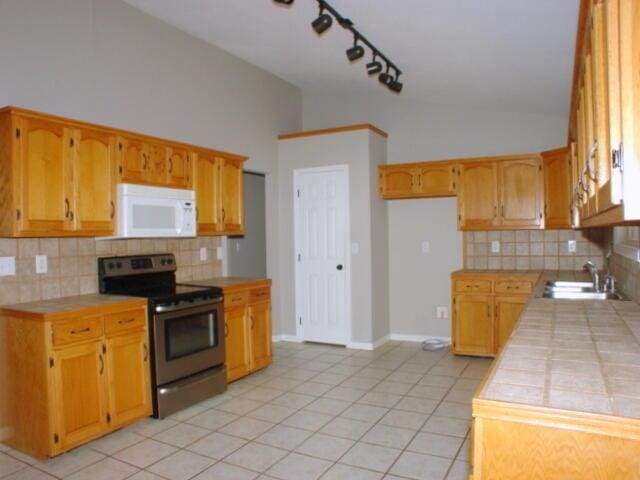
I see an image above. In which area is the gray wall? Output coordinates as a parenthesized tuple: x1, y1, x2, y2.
(302, 90, 567, 339)
(277, 130, 388, 345)
(0, 0, 302, 333)
(227, 173, 267, 278)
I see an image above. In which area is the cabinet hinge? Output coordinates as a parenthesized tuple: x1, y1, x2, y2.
(118, 142, 123, 152)
(102, 344, 107, 354)
(16, 209, 20, 220)
(53, 433, 59, 444)
(49, 357, 54, 368)
(538, 165, 542, 171)
(297, 253, 301, 262)
(612, 143, 624, 171)
(15, 128, 20, 139)
(297, 189, 301, 198)
(299, 317, 302, 325)
(458, 214, 461, 222)
(69, 138, 74, 147)
(106, 413, 111, 423)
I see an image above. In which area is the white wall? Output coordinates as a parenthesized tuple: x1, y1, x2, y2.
(0, 0, 302, 333)
(302, 90, 567, 339)
(277, 130, 388, 345)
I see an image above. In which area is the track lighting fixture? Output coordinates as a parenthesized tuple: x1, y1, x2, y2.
(311, 6, 332, 34)
(366, 54, 382, 75)
(346, 37, 365, 62)
(273, 0, 404, 92)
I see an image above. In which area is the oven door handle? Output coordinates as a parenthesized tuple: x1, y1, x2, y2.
(155, 297, 223, 314)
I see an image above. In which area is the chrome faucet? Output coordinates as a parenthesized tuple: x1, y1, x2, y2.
(583, 261, 600, 292)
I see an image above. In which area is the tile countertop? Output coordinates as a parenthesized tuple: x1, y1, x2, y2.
(0, 294, 145, 318)
(475, 270, 640, 420)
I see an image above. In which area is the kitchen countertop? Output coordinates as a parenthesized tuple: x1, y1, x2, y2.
(184, 277, 271, 289)
(0, 294, 146, 320)
(475, 270, 640, 420)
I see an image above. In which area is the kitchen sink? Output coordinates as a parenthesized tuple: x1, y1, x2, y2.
(544, 281, 594, 289)
(543, 281, 625, 300)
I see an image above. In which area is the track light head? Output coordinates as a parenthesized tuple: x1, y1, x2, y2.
(366, 54, 382, 75)
(389, 74, 403, 93)
(346, 44, 364, 62)
(378, 67, 394, 86)
(311, 10, 332, 34)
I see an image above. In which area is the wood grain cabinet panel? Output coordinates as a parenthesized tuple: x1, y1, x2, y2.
(145, 143, 168, 186)
(499, 158, 543, 228)
(249, 300, 272, 372)
(220, 157, 244, 234)
(166, 146, 191, 189)
(224, 306, 251, 382)
(453, 294, 494, 356)
(193, 152, 221, 234)
(415, 163, 457, 196)
(379, 166, 415, 198)
(116, 136, 147, 184)
(378, 161, 456, 199)
(494, 295, 527, 352)
(73, 128, 116, 235)
(542, 147, 572, 229)
(458, 162, 498, 229)
(51, 340, 108, 452)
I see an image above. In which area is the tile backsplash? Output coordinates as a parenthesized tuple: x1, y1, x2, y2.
(611, 253, 640, 302)
(0, 237, 222, 305)
(463, 229, 607, 271)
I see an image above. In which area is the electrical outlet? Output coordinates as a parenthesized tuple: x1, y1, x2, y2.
(35, 255, 48, 274)
(0, 256, 16, 277)
(199, 247, 207, 261)
(421, 241, 430, 254)
(436, 306, 449, 319)
(567, 240, 577, 253)
(216, 246, 224, 260)
(491, 240, 500, 253)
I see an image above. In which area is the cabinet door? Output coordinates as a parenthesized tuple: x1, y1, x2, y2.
(379, 166, 416, 198)
(105, 330, 152, 429)
(117, 136, 147, 184)
(458, 162, 498, 229)
(194, 153, 221, 234)
(415, 163, 457, 197)
(248, 301, 272, 372)
(16, 117, 73, 234)
(224, 306, 250, 382)
(146, 143, 168, 186)
(453, 294, 493, 356)
(166, 147, 192, 189)
(219, 157, 244, 234)
(51, 341, 108, 451)
(494, 295, 526, 353)
(73, 128, 116, 235)
(542, 148, 572, 229)
(499, 158, 543, 228)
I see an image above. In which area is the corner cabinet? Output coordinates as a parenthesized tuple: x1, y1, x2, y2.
(451, 272, 538, 357)
(0, 106, 247, 237)
(0, 299, 151, 458)
(193, 151, 245, 236)
(541, 147, 572, 229)
(214, 279, 272, 383)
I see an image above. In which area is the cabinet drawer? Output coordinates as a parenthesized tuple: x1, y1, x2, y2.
(105, 309, 146, 336)
(454, 280, 492, 293)
(249, 287, 270, 304)
(494, 281, 533, 294)
(225, 290, 249, 308)
(52, 316, 104, 347)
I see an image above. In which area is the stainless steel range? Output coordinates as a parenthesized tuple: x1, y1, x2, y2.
(98, 253, 226, 418)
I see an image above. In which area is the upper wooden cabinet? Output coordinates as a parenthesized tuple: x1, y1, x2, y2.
(0, 106, 246, 237)
(568, 0, 640, 226)
(378, 161, 457, 199)
(542, 147, 572, 229)
(498, 158, 543, 228)
(458, 161, 499, 229)
(193, 151, 245, 236)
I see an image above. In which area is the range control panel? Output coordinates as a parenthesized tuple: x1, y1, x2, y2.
(99, 254, 176, 277)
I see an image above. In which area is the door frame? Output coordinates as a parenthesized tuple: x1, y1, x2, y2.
(293, 164, 352, 346)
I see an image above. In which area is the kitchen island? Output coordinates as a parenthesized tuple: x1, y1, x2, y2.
(470, 271, 640, 479)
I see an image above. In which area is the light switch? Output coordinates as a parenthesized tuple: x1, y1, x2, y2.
(0, 256, 16, 277)
(491, 241, 500, 253)
(567, 240, 576, 253)
(199, 247, 207, 261)
(35, 255, 48, 274)
(436, 306, 449, 319)
(216, 246, 224, 260)
(421, 241, 430, 254)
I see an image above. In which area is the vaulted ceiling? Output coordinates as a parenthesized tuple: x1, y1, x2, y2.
(124, 0, 580, 116)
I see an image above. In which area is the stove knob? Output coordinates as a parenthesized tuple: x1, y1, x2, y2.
(116, 262, 122, 269)
(167, 258, 173, 265)
(161, 259, 167, 265)
(108, 262, 115, 270)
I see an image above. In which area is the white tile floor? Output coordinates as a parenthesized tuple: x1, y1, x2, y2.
(0, 341, 492, 480)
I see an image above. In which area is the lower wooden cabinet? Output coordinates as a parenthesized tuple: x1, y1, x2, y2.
(220, 280, 272, 383)
(0, 299, 150, 458)
(451, 272, 538, 357)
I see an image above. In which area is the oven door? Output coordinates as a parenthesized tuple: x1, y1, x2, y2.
(153, 301, 225, 386)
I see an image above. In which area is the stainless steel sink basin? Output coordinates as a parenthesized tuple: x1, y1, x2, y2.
(545, 281, 594, 289)
(542, 290, 624, 300)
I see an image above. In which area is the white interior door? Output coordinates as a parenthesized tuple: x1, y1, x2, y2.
(294, 165, 350, 345)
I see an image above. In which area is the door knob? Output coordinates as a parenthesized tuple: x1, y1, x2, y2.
(336, 264, 343, 271)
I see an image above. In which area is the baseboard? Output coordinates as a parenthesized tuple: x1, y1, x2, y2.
(347, 334, 390, 351)
(389, 333, 451, 344)
(272, 334, 302, 343)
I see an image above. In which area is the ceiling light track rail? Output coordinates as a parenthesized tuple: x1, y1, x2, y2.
(273, 0, 403, 92)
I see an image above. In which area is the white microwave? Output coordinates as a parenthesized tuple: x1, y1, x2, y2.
(115, 183, 196, 238)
